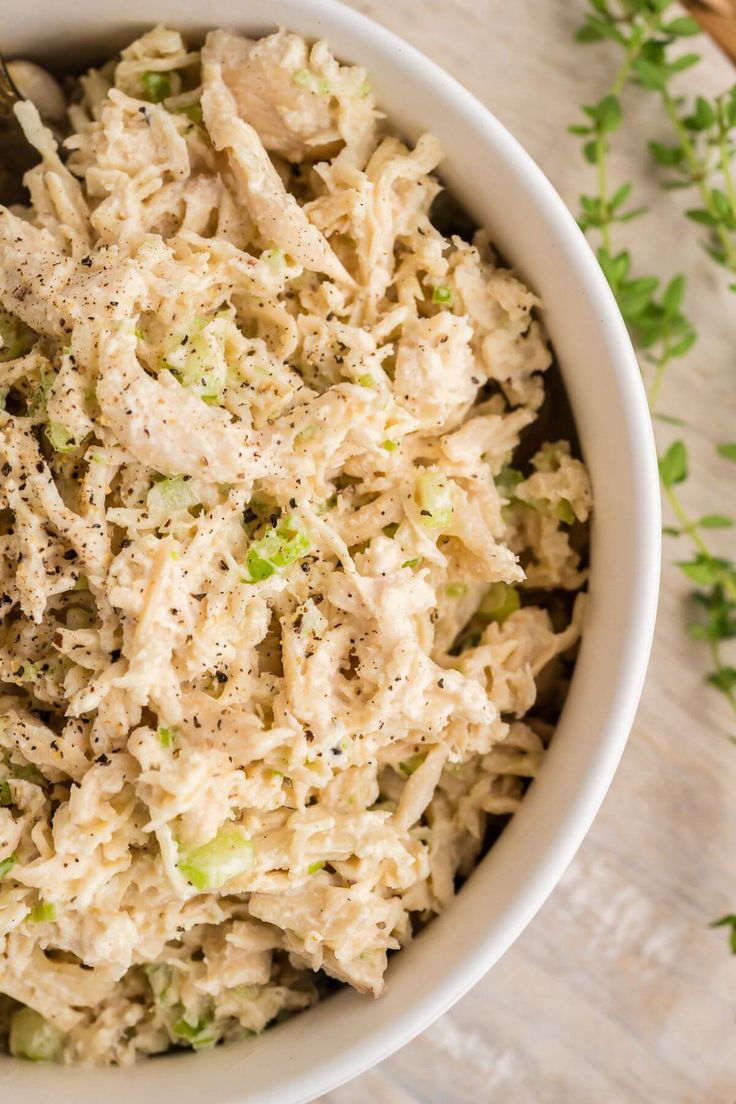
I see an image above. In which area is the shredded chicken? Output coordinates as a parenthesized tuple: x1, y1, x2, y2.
(0, 26, 591, 1066)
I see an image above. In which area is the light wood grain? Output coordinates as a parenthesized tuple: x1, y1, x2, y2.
(317, 2, 736, 1101)
(685, 1, 736, 60)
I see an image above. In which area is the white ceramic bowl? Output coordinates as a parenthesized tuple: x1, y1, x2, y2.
(3, 1, 660, 1100)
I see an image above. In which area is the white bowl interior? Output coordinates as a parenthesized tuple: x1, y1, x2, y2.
(2, 1, 660, 1101)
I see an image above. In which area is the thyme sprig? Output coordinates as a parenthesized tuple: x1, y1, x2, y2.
(572, 0, 736, 716)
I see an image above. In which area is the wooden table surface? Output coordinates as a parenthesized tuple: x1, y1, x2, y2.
(319, 3, 736, 1102)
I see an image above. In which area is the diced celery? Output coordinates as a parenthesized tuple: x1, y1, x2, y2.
(143, 963, 174, 1006)
(175, 102, 203, 124)
(553, 498, 576, 525)
(532, 441, 570, 473)
(402, 557, 420, 569)
(260, 248, 285, 274)
(307, 860, 325, 875)
(245, 515, 310, 582)
(9, 1007, 64, 1062)
(496, 465, 524, 500)
(445, 583, 468, 598)
(173, 1011, 217, 1049)
(479, 582, 520, 624)
(356, 374, 375, 387)
(141, 70, 172, 103)
(398, 752, 427, 776)
(147, 476, 199, 518)
(432, 285, 453, 306)
(178, 824, 254, 891)
(295, 424, 318, 446)
(0, 310, 36, 362)
(176, 327, 228, 405)
(10, 762, 44, 785)
(293, 69, 331, 95)
(415, 472, 454, 530)
(0, 853, 15, 878)
(45, 422, 77, 453)
(381, 439, 398, 451)
(0, 779, 11, 806)
(158, 726, 176, 748)
(27, 367, 53, 415)
(29, 902, 56, 923)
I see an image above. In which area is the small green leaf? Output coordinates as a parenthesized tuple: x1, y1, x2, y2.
(575, 24, 605, 43)
(708, 667, 736, 693)
(597, 247, 630, 286)
(662, 274, 685, 316)
(583, 140, 599, 165)
(658, 440, 688, 487)
(610, 182, 632, 211)
(712, 189, 733, 221)
(711, 913, 736, 954)
(634, 59, 669, 92)
(594, 94, 622, 135)
(618, 206, 647, 223)
(669, 331, 697, 358)
(684, 95, 716, 131)
(649, 140, 684, 167)
(663, 16, 701, 37)
(686, 208, 717, 227)
(698, 515, 733, 530)
(669, 53, 700, 74)
(678, 554, 729, 587)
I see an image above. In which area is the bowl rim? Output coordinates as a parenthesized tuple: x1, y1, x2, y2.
(1, 0, 661, 1099)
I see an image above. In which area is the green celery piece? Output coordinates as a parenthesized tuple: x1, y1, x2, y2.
(9, 1008, 64, 1062)
(178, 824, 253, 891)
